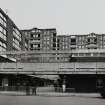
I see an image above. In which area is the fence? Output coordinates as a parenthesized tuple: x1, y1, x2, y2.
(0, 86, 76, 96)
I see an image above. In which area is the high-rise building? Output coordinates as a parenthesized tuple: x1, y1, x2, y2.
(0, 8, 25, 62)
(57, 33, 105, 50)
(56, 33, 105, 62)
(1, 8, 105, 93)
(21, 27, 57, 51)
(21, 28, 57, 62)
(57, 35, 71, 50)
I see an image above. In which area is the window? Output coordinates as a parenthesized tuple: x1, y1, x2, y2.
(0, 27, 6, 41)
(31, 34, 33, 38)
(0, 13, 3, 18)
(13, 27, 21, 41)
(71, 47, 76, 50)
(38, 44, 40, 48)
(13, 38, 21, 50)
(53, 38, 56, 42)
(3, 29, 6, 35)
(53, 33, 56, 37)
(0, 14, 7, 27)
(30, 44, 33, 48)
(57, 44, 59, 47)
(87, 38, 97, 44)
(87, 39, 90, 43)
(53, 48, 56, 50)
(38, 34, 40, 38)
(57, 39, 60, 43)
(71, 38, 76, 45)
(0, 41, 6, 51)
(0, 18, 3, 25)
(0, 26, 2, 32)
(94, 38, 97, 44)
(53, 43, 56, 47)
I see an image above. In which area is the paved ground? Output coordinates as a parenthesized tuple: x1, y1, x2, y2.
(0, 94, 105, 105)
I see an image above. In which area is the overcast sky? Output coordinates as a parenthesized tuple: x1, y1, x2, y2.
(0, 0, 105, 34)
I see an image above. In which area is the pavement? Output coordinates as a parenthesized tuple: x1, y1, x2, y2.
(0, 94, 105, 105)
(37, 92, 101, 97)
(0, 91, 101, 98)
(0, 91, 26, 96)
(0, 91, 105, 105)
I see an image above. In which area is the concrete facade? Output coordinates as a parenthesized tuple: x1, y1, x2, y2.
(57, 33, 105, 50)
(21, 28, 57, 51)
(0, 8, 105, 93)
(0, 8, 24, 52)
(0, 8, 28, 62)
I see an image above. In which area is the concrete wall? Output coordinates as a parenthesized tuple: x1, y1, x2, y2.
(0, 62, 105, 74)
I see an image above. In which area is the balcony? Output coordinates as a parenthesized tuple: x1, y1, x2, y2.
(29, 40, 40, 43)
(86, 44, 97, 49)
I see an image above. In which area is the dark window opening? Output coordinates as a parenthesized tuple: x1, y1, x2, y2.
(71, 38, 76, 45)
(87, 39, 90, 43)
(53, 43, 56, 47)
(53, 48, 56, 50)
(38, 44, 40, 48)
(31, 34, 33, 38)
(71, 47, 76, 50)
(53, 33, 56, 37)
(57, 57, 59, 60)
(38, 34, 40, 38)
(87, 38, 97, 44)
(30, 44, 33, 48)
(69, 57, 77, 62)
(94, 38, 97, 44)
(94, 48, 97, 49)
(57, 39, 60, 43)
(57, 44, 59, 47)
(53, 38, 56, 42)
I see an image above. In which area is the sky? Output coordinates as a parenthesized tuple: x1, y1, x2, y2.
(0, 0, 105, 35)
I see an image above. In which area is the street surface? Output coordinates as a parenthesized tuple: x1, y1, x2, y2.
(0, 94, 105, 105)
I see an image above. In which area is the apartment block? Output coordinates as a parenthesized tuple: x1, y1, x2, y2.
(0, 8, 25, 62)
(57, 33, 105, 50)
(21, 28, 57, 51)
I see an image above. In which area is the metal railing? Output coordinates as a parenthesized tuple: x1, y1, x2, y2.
(0, 86, 36, 95)
(0, 86, 76, 96)
(0, 49, 105, 55)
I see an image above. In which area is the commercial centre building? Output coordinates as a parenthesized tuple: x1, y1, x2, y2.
(0, 8, 105, 93)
